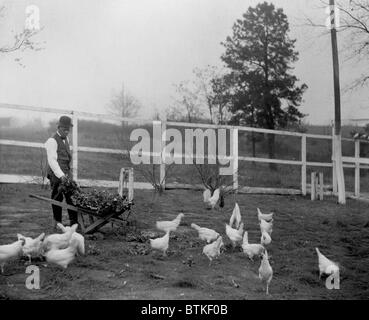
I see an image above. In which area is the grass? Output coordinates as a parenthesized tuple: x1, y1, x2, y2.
(0, 183, 369, 299)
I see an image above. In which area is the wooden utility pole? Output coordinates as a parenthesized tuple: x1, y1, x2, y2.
(330, 0, 341, 135)
(122, 82, 125, 118)
(329, 0, 346, 204)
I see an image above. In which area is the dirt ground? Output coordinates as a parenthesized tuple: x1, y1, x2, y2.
(1, 183, 369, 300)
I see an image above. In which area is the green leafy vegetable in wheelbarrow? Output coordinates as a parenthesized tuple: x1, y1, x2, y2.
(57, 177, 134, 216)
(71, 189, 133, 216)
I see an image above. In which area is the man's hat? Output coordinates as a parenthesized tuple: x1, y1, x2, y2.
(58, 116, 73, 128)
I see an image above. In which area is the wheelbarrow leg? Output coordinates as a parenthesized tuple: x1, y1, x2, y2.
(77, 212, 86, 233)
(89, 215, 95, 225)
(83, 211, 118, 234)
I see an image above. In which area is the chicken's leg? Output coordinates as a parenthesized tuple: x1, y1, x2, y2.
(266, 282, 270, 295)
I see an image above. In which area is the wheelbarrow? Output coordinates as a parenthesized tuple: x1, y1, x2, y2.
(29, 193, 133, 234)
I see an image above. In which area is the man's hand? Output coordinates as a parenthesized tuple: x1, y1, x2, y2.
(60, 175, 67, 184)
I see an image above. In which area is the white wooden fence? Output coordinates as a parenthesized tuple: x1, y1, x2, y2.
(1, 103, 368, 198)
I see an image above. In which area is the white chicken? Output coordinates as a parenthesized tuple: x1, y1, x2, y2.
(204, 188, 220, 209)
(225, 222, 244, 247)
(203, 236, 224, 266)
(229, 203, 242, 229)
(203, 188, 211, 203)
(57, 223, 85, 255)
(0, 238, 25, 273)
(260, 231, 272, 246)
(156, 213, 184, 233)
(257, 208, 274, 223)
(260, 219, 273, 236)
(17, 232, 45, 263)
(149, 231, 170, 256)
(258, 250, 273, 295)
(315, 247, 339, 278)
(209, 188, 220, 209)
(45, 237, 80, 269)
(191, 223, 220, 243)
(43, 224, 78, 252)
(242, 231, 265, 261)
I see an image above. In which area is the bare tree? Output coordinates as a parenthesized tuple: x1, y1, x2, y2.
(170, 66, 232, 124)
(193, 66, 232, 125)
(306, 0, 369, 88)
(135, 163, 174, 195)
(193, 66, 217, 124)
(0, 5, 44, 55)
(151, 106, 167, 121)
(129, 162, 175, 211)
(194, 163, 238, 209)
(108, 83, 142, 150)
(168, 80, 204, 123)
(108, 83, 142, 119)
(29, 148, 48, 189)
(339, 0, 369, 88)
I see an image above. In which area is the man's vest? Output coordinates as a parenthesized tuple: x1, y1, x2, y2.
(47, 133, 72, 180)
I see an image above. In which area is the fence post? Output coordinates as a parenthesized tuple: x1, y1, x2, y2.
(128, 168, 134, 201)
(118, 168, 125, 197)
(311, 172, 317, 201)
(232, 128, 238, 191)
(118, 167, 134, 201)
(301, 135, 307, 196)
(160, 121, 166, 190)
(355, 139, 360, 198)
(318, 172, 324, 200)
(72, 112, 78, 182)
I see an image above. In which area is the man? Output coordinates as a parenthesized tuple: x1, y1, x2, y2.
(45, 115, 78, 229)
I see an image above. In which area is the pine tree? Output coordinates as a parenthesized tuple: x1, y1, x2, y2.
(221, 2, 307, 166)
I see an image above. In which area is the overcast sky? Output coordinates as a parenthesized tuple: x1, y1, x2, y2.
(0, 0, 368, 126)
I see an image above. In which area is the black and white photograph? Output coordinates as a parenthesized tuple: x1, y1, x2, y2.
(0, 0, 369, 303)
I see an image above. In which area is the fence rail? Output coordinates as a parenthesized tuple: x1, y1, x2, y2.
(1, 103, 369, 198)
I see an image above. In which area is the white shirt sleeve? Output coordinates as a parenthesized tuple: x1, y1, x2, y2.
(45, 137, 65, 179)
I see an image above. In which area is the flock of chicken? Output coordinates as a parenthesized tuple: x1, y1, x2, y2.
(0, 186, 340, 296)
(148, 187, 340, 295)
(148, 192, 274, 294)
(0, 223, 85, 272)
